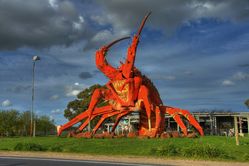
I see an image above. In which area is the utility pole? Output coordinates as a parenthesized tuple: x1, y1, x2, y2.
(31, 55, 40, 137)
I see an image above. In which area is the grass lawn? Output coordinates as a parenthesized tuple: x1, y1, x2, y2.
(0, 136, 249, 162)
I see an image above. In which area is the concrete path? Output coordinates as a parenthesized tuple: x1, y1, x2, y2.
(0, 151, 248, 166)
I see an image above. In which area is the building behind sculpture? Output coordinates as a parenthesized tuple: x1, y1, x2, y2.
(106, 111, 249, 136)
(168, 112, 249, 136)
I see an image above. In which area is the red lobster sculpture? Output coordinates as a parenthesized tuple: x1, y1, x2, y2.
(57, 12, 204, 138)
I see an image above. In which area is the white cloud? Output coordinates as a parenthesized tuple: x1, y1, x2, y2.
(73, 15, 85, 30)
(64, 85, 85, 97)
(92, 30, 113, 42)
(222, 80, 235, 86)
(1, 99, 12, 107)
(49, 115, 54, 120)
(64, 83, 88, 97)
(152, 75, 176, 80)
(162, 75, 176, 81)
(48, 0, 58, 9)
(184, 71, 193, 75)
(51, 109, 61, 114)
(232, 72, 249, 81)
(50, 94, 59, 100)
(90, 15, 106, 26)
(221, 71, 249, 87)
(67, 90, 81, 96)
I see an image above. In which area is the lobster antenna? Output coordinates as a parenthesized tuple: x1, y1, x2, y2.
(137, 11, 151, 36)
(106, 36, 130, 49)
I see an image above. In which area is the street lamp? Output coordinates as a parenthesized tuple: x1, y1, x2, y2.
(30, 55, 40, 137)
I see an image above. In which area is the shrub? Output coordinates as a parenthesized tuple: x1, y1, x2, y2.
(49, 145, 63, 152)
(14, 142, 47, 151)
(151, 143, 230, 160)
(14, 143, 24, 151)
(243, 153, 249, 161)
(150, 143, 179, 156)
(181, 144, 226, 159)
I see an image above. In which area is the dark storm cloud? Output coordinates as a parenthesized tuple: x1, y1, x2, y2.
(238, 64, 249, 68)
(82, 0, 249, 50)
(78, 71, 93, 79)
(0, 0, 92, 50)
(95, 0, 249, 34)
(1, 0, 249, 51)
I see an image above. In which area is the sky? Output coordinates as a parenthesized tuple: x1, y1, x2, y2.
(0, 0, 249, 125)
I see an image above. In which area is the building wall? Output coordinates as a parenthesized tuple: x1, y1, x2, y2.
(121, 112, 249, 135)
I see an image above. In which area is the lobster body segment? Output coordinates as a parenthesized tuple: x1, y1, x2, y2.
(57, 13, 204, 137)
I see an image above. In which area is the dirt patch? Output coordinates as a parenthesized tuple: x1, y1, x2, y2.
(0, 151, 248, 166)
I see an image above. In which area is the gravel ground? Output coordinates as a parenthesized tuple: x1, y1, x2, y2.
(0, 151, 248, 166)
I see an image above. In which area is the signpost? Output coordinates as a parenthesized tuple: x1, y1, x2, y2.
(234, 116, 239, 146)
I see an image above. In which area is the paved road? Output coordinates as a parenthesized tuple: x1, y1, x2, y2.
(0, 157, 158, 166)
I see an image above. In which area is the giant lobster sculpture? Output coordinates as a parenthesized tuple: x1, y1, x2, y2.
(57, 13, 204, 138)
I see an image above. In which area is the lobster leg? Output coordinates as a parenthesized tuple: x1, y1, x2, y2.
(165, 108, 188, 136)
(155, 106, 164, 133)
(57, 105, 112, 136)
(111, 110, 131, 133)
(57, 109, 90, 136)
(138, 85, 152, 131)
(85, 88, 116, 132)
(92, 110, 122, 134)
(177, 109, 204, 136)
(87, 88, 104, 120)
(78, 105, 113, 132)
(77, 116, 96, 132)
(161, 106, 204, 136)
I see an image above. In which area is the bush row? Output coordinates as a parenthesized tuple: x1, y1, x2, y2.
(14, 142, 62, 152)
(12, 141, 249, 161)
(150, 143, 232, 160)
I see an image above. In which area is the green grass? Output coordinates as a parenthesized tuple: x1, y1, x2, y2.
(0, 136, 249, 162)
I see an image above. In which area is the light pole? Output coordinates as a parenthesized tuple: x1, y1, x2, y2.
(30, 55, 40, 137)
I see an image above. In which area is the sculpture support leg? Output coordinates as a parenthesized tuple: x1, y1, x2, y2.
(168, 111, 188, 136)
(138, 85, 152, 131)
(78, 105, 113, 132)
(87, 88, 103, 119)
(58, 105, 112, 136)
(57, 109, 90, 136)
(86, 88, 110, 132)
(162, 106, 204, 136)
(178, 109, 204, 136)
(111, 110, 130, 133)
(155, 106, 163, 133)
(92, 110, 121, 134)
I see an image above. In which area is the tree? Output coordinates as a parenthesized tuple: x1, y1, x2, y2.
(0, 110, 20, 136)
(36, 116, 55, 135)
(0, 110, 56, 137)
(64, 84, 108, 128)
(245, 99, 249, 109)
(18, 111, 31, 136)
